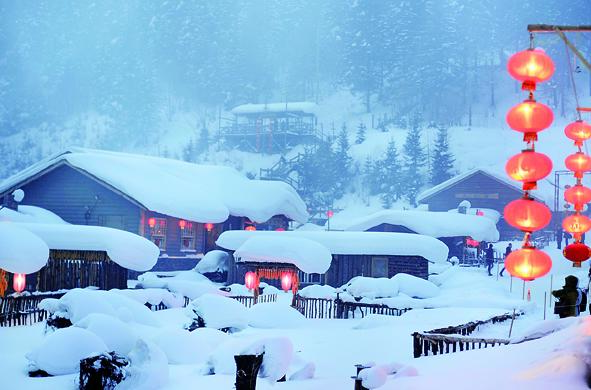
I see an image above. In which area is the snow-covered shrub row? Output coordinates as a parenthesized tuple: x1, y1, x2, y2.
(224, 282, 280, 297)
(136, 271, 225, 300)
(298, 284, 338, 300)
(112, 288, 185, 309)
(340, 273, 439, 300)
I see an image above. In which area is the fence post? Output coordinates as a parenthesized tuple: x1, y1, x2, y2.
(352, 364, 370, 390)
(235, 353, 264, 390)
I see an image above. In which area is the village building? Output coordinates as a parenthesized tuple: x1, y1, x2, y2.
(0, 148, 308, 272)
(216, 230, 449, 287)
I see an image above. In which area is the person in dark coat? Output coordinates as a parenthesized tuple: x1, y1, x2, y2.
(499, 243, 512, 277)
(552, 275, 580, 318)
(485, 244, 494, 276)
(564, 231, 572, 247)
(556, 227, 563, 249)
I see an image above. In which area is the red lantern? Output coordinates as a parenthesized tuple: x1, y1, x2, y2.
(506, 100, 553, 141)
(565, 120, 591, 146)
(275, 228, 286, 231)
(178, 219, 187, 230)
(280, 272, 293, 292)
(245, 271, 258, 290)
(507, 48, 555, 90)
(205, 223, 214, 232)
(326, 210, 334, 218)
(148, 217, 156, 228)
(504, 198, 551, 233)
(245, 225, 256, 231)
(13, 273, 26, 293)
(466, 237, 480, 247)
(476, 210, 484, 216)
(563, 213, 591, 235)
(505, 247, 552, 281)
(563, 242, 591, 267)
(505, 150, 553, 190)
(565, 185, 591, 211)
(565, 152, 591, 179)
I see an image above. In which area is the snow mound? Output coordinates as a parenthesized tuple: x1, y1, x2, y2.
(118, 339, 169, 390)
(187, 293, 248, 332)
(298, 284, 337, 300)
(194, 250, 229, 273)
(137, 272, 224, 300)
(0, 222, 49, 274)
(392, 273, 440, 298)
(0, 204, 66, 224)
(359, 366, 388, 389)
(26, 327, 108, 375)
(75, 313, 138, 355)
(39, 289, 160, 326)
(248, 303, 306, 328)
(234, 235, 332, 274)
(343, 276, 399, 299)
(225, 282, 278, 296)
(111, 288, 185, 309)
(152, 329, 210, 364)
(354, 315, 402, 330)
(429, 266, 459, 286)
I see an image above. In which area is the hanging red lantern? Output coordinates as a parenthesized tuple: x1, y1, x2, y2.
(326, 210, 334, 218)
(504, 197, 552, 233)
(280, 272, 293, 292)
(466, 237, 480, 247)
(245, 271, 258, 290)
(148, 217, 156, 228)
(178, 219, 187, 230)
(564, 120, 591, 146)
(204, 223, 214, 232)
(505, 150, 553, 190)
(564, 184, 591, 211)
(13, 273, 26, 293)
(506, 100, 553, 141)
(245, 225, 256, 231)
(507, 48, 555, 90)
(563, 213, 591, 235)
(563, 242, 591, 267)
(565, 152, 591, 178)
(505, 246, 552, 281)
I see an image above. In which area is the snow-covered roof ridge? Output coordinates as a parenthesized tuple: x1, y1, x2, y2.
(231, 102, 318, 115)
(216, 230, 449, 263)
(417, 168, 545, 203)
(0, 147, 309, 224)
(342, 209, 500, 242)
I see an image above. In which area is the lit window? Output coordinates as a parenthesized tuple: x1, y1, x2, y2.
(147, 218, 167, 250)
(180, 222, 196, 251)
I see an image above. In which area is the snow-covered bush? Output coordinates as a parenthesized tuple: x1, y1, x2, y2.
(392, 273, 439, 298)
(298, 284, 337, 300)
(137, 272, 224, 300)
(186, 293, 248, 332)
(117, 340, 169, 390)
(26, 327, 108, 376)
(111, 288, 185, 309)
(428, 266, 459, 287)
(342, 276, 399, 299)
(75, 313, 138, 355)
(194, 250, 229, 274)
(248, 303, 305, 328)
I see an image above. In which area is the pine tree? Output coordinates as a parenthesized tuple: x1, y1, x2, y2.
(430, 125, 455, 185)
(402, 119, 426, 206)
(380, 139, 403, 208)
(197, 125, 210, 154)
(182, 138, 195, 162)
(334, 124, 353, 197)
(355, 122, 366, 144)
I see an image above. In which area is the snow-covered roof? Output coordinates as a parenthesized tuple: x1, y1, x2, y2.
(447, 207, 501, 223)
(0, 148, 309, 224)
(233, 236, 332, 274)
(216, 230, 449, 263)
(417, 168, 544, 203)
(231, 102, 318, 116)
(342, 210, 500, 242)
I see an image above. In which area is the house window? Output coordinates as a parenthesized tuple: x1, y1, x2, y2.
(180, 222, 196, 251)
(298, 271, 325, 285)
(371, 257, 388, 278)
(147, 218, 167, 250)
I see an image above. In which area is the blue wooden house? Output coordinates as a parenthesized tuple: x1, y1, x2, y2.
(0, 148, 309, 272)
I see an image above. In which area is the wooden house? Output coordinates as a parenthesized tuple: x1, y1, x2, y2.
(216, 230, 449, 287)
(219, 102, 323, 154)
(417, 169, 548, 240)
(0, 148, 308, 272)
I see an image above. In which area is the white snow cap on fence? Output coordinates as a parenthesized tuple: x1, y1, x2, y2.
(0, 222, 49, 273)
(18, 222, 159, 271)
(217, 230, 449, 263)
(341, 209, 500, 242)
(234, 235, 332, 274)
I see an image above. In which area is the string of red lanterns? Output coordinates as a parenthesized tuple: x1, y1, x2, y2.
(503, 44, 554, 281)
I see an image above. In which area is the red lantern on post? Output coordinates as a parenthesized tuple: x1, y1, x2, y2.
(564, 184, 591, 211)
(275, 228, 286, 232)
(245, 225, 256, 231)
(563, 242, 591, 267)
(245, 271, 258, 290)
(505, 246, 552, 281)
(565, 120, 591, 146)
(506, 100, 554, 142)
(563, 213, 591, 235)
(565, 152, 591, 179)
(503, 197, 552, 233)
(148, 217, 156, 229)
(178, 219, 187, 230)
(204, 223, 214, 232)
(505, 150, 553, 190)
(280, 272, 293, 292)
(13, 273, 26, 293)
(507, 48, 555, 90)
(326, 210, 334, 218)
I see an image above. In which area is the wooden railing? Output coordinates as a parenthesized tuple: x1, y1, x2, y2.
(411, 312, 520, 358)
(294, 295, 411, 319)
(0, 293, 66, 327)
(231, 294, 278, 308)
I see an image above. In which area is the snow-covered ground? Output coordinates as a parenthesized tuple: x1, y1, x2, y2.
(2, 242, 591, 389)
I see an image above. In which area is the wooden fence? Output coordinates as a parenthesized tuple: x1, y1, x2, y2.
(0, 293, 65, 327)
(411, 312, 519, 358)
(293, 295, 411, 319)
(231, 294, 277, 308)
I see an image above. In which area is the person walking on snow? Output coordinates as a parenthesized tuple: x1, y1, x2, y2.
(499, 243, 512, 277)
(485, 243, 494, 276)
(553, 275, 584, 318)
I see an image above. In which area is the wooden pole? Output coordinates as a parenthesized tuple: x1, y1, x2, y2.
(544, 292, 547, 320)
(527, 24, 591, 33)
(522, 280, 526, 300)
(508, 309, 516, 339)
(510, 276, 513, 293)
